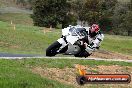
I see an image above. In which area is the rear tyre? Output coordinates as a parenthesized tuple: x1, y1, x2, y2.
(74, 50, 91, 58)
(46, 41, 62, 56)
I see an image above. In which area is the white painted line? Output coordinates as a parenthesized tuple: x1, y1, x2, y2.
(0, 57, 132, 62)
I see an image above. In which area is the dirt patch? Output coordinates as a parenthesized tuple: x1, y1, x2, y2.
(0, 41, 9, 45)
(40, 27, 53, 34)
(97, 65, 132, 74)
(0, 41, 20, 49)
(121, 48, 132, 54)
(32, 65, 132, 88)
(9, 45, 20, 49)
(90, 50, 132, 60)
(32, 67, 78, 86)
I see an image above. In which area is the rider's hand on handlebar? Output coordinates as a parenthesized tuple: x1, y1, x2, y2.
(84, 42, 88, 48)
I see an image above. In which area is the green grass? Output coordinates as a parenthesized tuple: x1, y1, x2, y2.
(0, 0, 16, 7)
(0, 58, 132, 88)
(21, 58, 132, 69)
(102, 34, 132, 55)
(0, 21, 61, 54)
(0, 13, 33, 25)
(0, 59, 74, 88)
(0, 20, 131, 55)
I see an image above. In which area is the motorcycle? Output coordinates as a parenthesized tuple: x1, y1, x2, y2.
(46, 25, 90, 57)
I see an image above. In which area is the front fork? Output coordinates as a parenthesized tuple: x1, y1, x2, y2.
(57, 37, 68, 53)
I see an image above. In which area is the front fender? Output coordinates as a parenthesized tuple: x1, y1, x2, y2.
(57, 38, 67, 46)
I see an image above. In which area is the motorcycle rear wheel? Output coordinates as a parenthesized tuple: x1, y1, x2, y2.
(74, 50, 90, 58)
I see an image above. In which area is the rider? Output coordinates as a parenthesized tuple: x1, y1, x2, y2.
(75, 24, 104, 57)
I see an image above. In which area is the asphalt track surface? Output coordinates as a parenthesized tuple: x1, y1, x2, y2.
(0, 53, 132, 62)
(0, 53, 37, 57)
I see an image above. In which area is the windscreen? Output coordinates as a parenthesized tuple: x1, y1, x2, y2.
(69, 27, 88, 36)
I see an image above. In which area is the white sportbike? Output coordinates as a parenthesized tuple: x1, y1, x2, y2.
(46, 25, 90, 57)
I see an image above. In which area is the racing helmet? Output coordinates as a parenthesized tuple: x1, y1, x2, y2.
(90, 24, 100, 33)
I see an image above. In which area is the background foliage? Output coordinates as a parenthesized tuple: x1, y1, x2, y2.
(0, 0, 132, 36)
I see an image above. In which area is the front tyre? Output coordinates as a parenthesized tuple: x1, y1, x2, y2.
(46, 41, 62, 56)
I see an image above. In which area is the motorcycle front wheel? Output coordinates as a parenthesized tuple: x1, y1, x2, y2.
(46, 41, 62, 56)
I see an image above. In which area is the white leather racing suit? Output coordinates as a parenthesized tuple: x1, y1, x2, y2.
(84, 27, 104, 54)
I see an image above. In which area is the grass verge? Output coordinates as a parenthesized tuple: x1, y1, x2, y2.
(0, 20, 131, 55)
(0, 58, 132, 88)
(0, 21, 61, 54)
(0, 13, 33, 25)
(102, 34, 132, 55)
(20, 58, 132, 68)
(0, 59, 74, 88)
